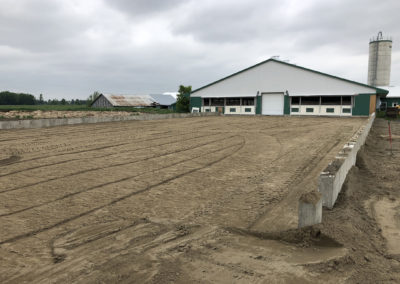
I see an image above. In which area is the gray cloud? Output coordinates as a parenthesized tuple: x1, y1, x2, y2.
(104, 0, 187, 17)
(0, 0, 91, 52)
(0, 0, 399, 100)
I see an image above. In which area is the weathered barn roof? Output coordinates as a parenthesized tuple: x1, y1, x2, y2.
(96, 94, 176, 107)
(103, 94, 156, 107)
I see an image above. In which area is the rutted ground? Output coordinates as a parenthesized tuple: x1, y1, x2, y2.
(0, 116, 378, 283)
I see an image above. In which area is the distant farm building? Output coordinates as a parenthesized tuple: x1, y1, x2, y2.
(91, 94, 176, 109)
(380, 86, 400, 109)
(190, 58, 388, 116)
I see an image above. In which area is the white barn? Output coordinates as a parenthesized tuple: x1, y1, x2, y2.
(190, 59, 388, 116)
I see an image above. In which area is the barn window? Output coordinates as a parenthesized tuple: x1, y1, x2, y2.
(306, 108, 314, 112)
(204, 98, 210, 106)
(211, 98, 224, 106)
(230, 108, 236, 112)
(245, 108, 252, 112)
(322, 96, 341, 105)
(226, 98, 240, 105)
(291, 108, 299, 112)
(242, 98, 255, 105)
(301, 97, 320, 105)
(342, 108, 351, 113)
(326, 108, 335, 113)
(291, 97, 300, 105)
(342, 96, 352, 105)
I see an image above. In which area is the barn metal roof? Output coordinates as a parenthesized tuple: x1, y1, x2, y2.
(101, 94, 176, 107)
(149, 94, 176, 105)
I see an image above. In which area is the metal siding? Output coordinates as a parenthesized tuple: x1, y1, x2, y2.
(149, 94, 176, 106)
(191, 60, 379, 98)
(381, 97, 400, 106)
(256, 96, 262, 114)
(102, 94, 158, 107)
(352, 94, 371, 116)
(284, 95, 290, 115)
(190, 97, 202, 111)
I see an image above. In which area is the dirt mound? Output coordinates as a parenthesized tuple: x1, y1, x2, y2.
(299, 190, 322, 205)
(227, 225, 341, 248)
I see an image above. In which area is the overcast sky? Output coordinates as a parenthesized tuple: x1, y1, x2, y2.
(0, 0, 399, 100)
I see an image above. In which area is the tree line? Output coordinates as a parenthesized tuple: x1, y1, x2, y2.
(0, 91, 87, 105)
(0, 91, 36, 105)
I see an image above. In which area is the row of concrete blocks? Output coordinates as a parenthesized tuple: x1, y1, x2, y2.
(0, 112, 219, 130)
(298, 113, 376, 228)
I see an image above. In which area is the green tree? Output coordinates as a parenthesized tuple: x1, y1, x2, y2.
(0, 91, 36, 105)
(87, 91, 101, 106)
(176, 85, 191, 112)
(61, 98, 66, 105)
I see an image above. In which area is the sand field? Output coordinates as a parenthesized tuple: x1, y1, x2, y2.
(2, 115, 391, 283)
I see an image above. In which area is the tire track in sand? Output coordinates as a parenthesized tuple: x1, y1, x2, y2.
(0, 135, 238, 216)
(0, 137, 245, 245)
(0, 132, 221, 193)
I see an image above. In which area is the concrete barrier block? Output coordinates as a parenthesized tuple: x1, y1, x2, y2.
(20, 120, 31, 128)
(0, 112, 219, 130)
(298, 191, 322, 228)
(319, 173, 335, 208)
(32, 119, 44, 128)
(318, 113, 375, 210)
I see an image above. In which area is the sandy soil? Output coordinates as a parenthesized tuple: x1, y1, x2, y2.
(312, 118, 400, 283)
(0, 110, 136, 119)
(0, 116, 397, 283)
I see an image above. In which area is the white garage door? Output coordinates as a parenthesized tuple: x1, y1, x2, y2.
(262, 93, 284, 115)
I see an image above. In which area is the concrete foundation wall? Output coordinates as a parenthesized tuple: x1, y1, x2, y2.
(298, 113, 375, 227)
(0, 112, 219, 130)
(319, 113, 375, 209)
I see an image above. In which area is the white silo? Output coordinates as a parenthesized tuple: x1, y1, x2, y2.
(367, 31, 392, 87)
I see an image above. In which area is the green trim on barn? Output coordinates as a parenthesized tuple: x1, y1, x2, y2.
(352, 94, 371, 116)
(381, 97, 400, 107)
(189, 96, 202, 111)
(170, 102, 177, 111)
(256, 96, 262, 114)
(284, 95, 290, 115)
